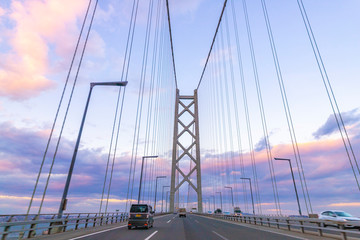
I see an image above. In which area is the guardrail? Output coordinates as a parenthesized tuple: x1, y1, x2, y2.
(0, 212, 128, 240)
(198, 213, 360, 240)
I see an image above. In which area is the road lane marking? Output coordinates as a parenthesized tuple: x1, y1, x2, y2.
(195, 220, 200, 223)
(197, 215, 308, 240)
(212, 231, 229, 240)
(167, 219, 171, 223)
(144, 230, 158, 240)
(69, 225, 127, 239)
(69, 214, 169, 240)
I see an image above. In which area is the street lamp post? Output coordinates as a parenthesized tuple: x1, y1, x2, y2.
(225, 186, 234, 211)
(240, 177, 255, 215)
(161, 185, 170, 212)
(211, 195, 215, 212)
(216, 192, 223, 211)
(138, 155, 158, 204)
(58, 81, 128, 218)
(154, 176, 166, 212)
(274, 157, 302, 216)
(204, 199, 208, 213)
(166, 191, 170, 212)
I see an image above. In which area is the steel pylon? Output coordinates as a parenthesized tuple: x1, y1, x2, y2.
(169, 89, 203, 213)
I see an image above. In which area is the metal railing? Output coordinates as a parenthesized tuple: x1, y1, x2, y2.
(198, 213, 360, 240)
(0, 212, 128, 240)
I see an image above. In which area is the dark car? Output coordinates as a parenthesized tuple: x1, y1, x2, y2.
(128, 204, 154, 229)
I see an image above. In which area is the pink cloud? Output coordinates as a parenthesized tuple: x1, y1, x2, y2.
(328, 202, 360, 207)
(0, 160, 16, 172)
(0, 6, 5, 18)
(0, 0, 88, 100)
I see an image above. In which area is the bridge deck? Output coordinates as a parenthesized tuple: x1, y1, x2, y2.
(32, 213, 356, 240)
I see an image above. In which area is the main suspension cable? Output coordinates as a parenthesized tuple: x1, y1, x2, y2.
(165, 0, 178, 89)
(197, 0, 228, 90)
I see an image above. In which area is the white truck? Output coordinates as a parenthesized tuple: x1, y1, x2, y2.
(234, 207, 242, 216)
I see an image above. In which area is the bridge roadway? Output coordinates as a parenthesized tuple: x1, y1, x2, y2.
(35, 213, 333, 240)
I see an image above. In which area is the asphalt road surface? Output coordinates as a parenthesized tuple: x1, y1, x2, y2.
(69, 214, 310, 240)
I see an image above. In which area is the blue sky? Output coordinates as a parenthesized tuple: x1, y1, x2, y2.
(0, 0, 360, 217)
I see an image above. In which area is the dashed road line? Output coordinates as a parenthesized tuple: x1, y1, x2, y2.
(144, 230, 158, 240)
(212, 231, 229, 240)
(196, 215, 309, 240)
(167, 219, 171, 223)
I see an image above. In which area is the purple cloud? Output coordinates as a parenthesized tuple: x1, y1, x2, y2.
(313, 108, 360, 139)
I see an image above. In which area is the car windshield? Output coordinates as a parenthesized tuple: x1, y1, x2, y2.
(335, 211, 352, 217)
(130, 205, 148, 213)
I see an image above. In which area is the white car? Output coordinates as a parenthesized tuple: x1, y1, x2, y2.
(319, 210, 360, 228)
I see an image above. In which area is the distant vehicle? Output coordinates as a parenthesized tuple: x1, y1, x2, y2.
(128, 204, 154, 229)
(179, 208, 186, 218)
(214, 209, 222, 214)
(234, 207, 242, 216)
(319, 210, 360, 228)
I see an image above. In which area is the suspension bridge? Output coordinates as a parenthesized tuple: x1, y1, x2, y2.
(1, 0, 360, 239)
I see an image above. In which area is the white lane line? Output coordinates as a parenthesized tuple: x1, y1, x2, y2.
(69, 225, 127, 239)
(212, 231, 229, 240)
(195, 220, 200, 224)
(167, 219, 171, 223)
(197, 215, 308, 240)
(69, 215, 169, 240)
(144, 230, 158, 240)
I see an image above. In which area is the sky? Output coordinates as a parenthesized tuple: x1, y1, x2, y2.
(0, 0, 360, 217)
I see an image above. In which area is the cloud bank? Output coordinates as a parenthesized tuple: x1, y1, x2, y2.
(313, 108, 360, 139)
(0, 0, 88, 100)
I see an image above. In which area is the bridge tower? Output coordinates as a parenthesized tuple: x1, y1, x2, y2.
(170, 89, 203, 213)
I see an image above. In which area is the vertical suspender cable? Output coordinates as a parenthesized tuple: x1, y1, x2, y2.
(104, 86, 127, 213)
(219, 23, 238, 209)
(26, 0, 92, 217)
(260, 0, 311, 214)
(127, 0, 155, 209)
(100, 0, 139, 213)
(142, 0, 162, 202)
(296, 0, 360, 191)
(242, 0, 271, 214)
(223, 9, 244, 208)
(38, 0, 98, 215)
(230, 0, 250, 211)
(124, 0, 142, 212)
